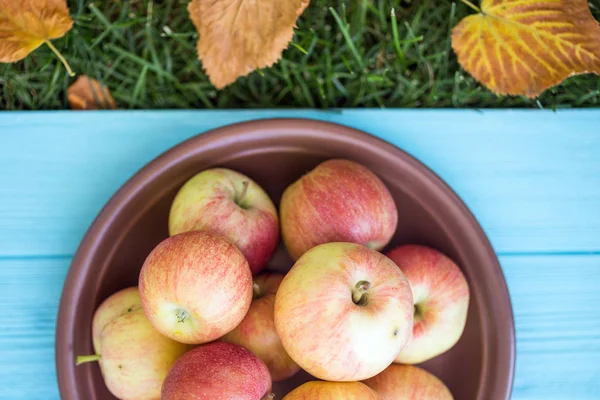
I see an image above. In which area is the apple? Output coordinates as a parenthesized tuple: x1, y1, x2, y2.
(168, 167, 279, 275)
(139, 231, 253, 344)
(221, 273, 300, 381)
(363, 364, 454, 399)
(161, 342, 273, 400)
(283, 381, 378, 399)
(274, 242, 414, 381)
(385, 244, 470, 364)
(76, 287, 190, 400)
(280, 159, 398, 260)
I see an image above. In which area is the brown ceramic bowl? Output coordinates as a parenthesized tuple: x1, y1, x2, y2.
(56, 118, 515, 399)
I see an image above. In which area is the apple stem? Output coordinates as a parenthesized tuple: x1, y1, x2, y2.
(261, 393, 275, 400)
(352, 280, 370, 306)
(236, 181, 250, 208)
(414, 303, 424, 320)
(252, 282, 262, 299)
(76, 354, 101, 366)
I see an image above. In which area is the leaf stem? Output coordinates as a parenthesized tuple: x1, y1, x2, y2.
(44, 40, 75, 77)
(458, 0, 481, 13)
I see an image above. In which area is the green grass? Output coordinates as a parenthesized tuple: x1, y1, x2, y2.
(1, 0, 600, 109)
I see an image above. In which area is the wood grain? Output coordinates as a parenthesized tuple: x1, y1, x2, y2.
(0, 257, 68, 400)
(0, 110, 599, 399)
(503, 255, 600, 399)
(1, 255, 599, 399)
(0, 110, 599, 256)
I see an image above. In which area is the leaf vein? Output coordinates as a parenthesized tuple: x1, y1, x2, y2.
(486, 0, 562, 14)
(494, 42, 508, 84)
(477, 20, 497, 88)
(484, 18, 536, 77)
(489, 14, 598, 62)
(488, 16, 560, 76)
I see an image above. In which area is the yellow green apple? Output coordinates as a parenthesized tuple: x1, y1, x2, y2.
(139, 231, 253, 344)
(282, 381, 378, 399)
(280, 159, 398, 260)
(76, 286, 190, 400)
(220, 273, 300, 381)
(168, 168, 279, 275)
(363, 364, 454, 399)
(386, 244, 470, 364)
(274, 242, 414, 381)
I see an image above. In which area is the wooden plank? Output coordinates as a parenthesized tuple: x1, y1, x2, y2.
(0, 254, 598, 399)
(1, 110, 599, 257)
(0, 257, 68, 400)
(504, 255, 600, 399)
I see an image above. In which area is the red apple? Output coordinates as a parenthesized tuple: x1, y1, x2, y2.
(76, 287, 190, 400)
(139, 231, 253, 344)
(282, 381, 378, 399)
(221, 273, 300, 381)
(386, 244, 470, 364)
(363, 364, 454, 399)
(274, 242, 414, 381)
(168, 167, 279, 274)
(280, 159, 398, 260)
(161, 342, 273, 400)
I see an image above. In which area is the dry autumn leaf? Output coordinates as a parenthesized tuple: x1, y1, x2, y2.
(188, 0, 310, 89)
(67, 76, 117, 110)
(451, 0, 600, 98)
(0, 0, 74, 75)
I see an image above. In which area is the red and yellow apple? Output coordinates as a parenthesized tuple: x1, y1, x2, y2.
(168, 167, 279, 275)
(280, 159, 398, 260)
(139, 231, 253, 344)
(76, 287, 190, 400)
(282, 381, 378, 399)
(363, 364, 454, 399)
(274, 242, 414, 381)
(386, 244, 470, 364)
(161, 342, 273, 400)
(221, 273, 300, 381)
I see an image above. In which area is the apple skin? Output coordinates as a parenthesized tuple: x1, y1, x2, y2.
(280, 159, 398, 260)
(282, 381, 378, 400)
(161, 342, 273, 400)
(168, 167, 279, 275)
(220, 273, 300, 382)
(81, 287, 190, 400)
(274, 242, 414, 381)
(385, 244, 470, 364)
(139, 231, 253, 344)
(363, 364, 453, 400)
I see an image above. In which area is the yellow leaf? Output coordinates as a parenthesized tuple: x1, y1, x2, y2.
(0, 0, 73, 66)
(67, 76, 117, 110)
(451, 0, 600, 98)
(188, 0, 310, 89)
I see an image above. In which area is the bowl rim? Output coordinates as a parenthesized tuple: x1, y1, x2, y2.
(55, 117, 515, 399)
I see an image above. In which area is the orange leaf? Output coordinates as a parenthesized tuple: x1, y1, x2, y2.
(451, 0, 600, 98)
(188, 0, 310, 89)
(67, 76, 117, 110)
(0, 0, 73, 64)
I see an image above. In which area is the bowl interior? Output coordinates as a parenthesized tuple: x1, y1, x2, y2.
(57, 119, 514, 400)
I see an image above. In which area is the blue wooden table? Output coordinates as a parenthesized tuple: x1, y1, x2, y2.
(0, 109, 599, 399)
